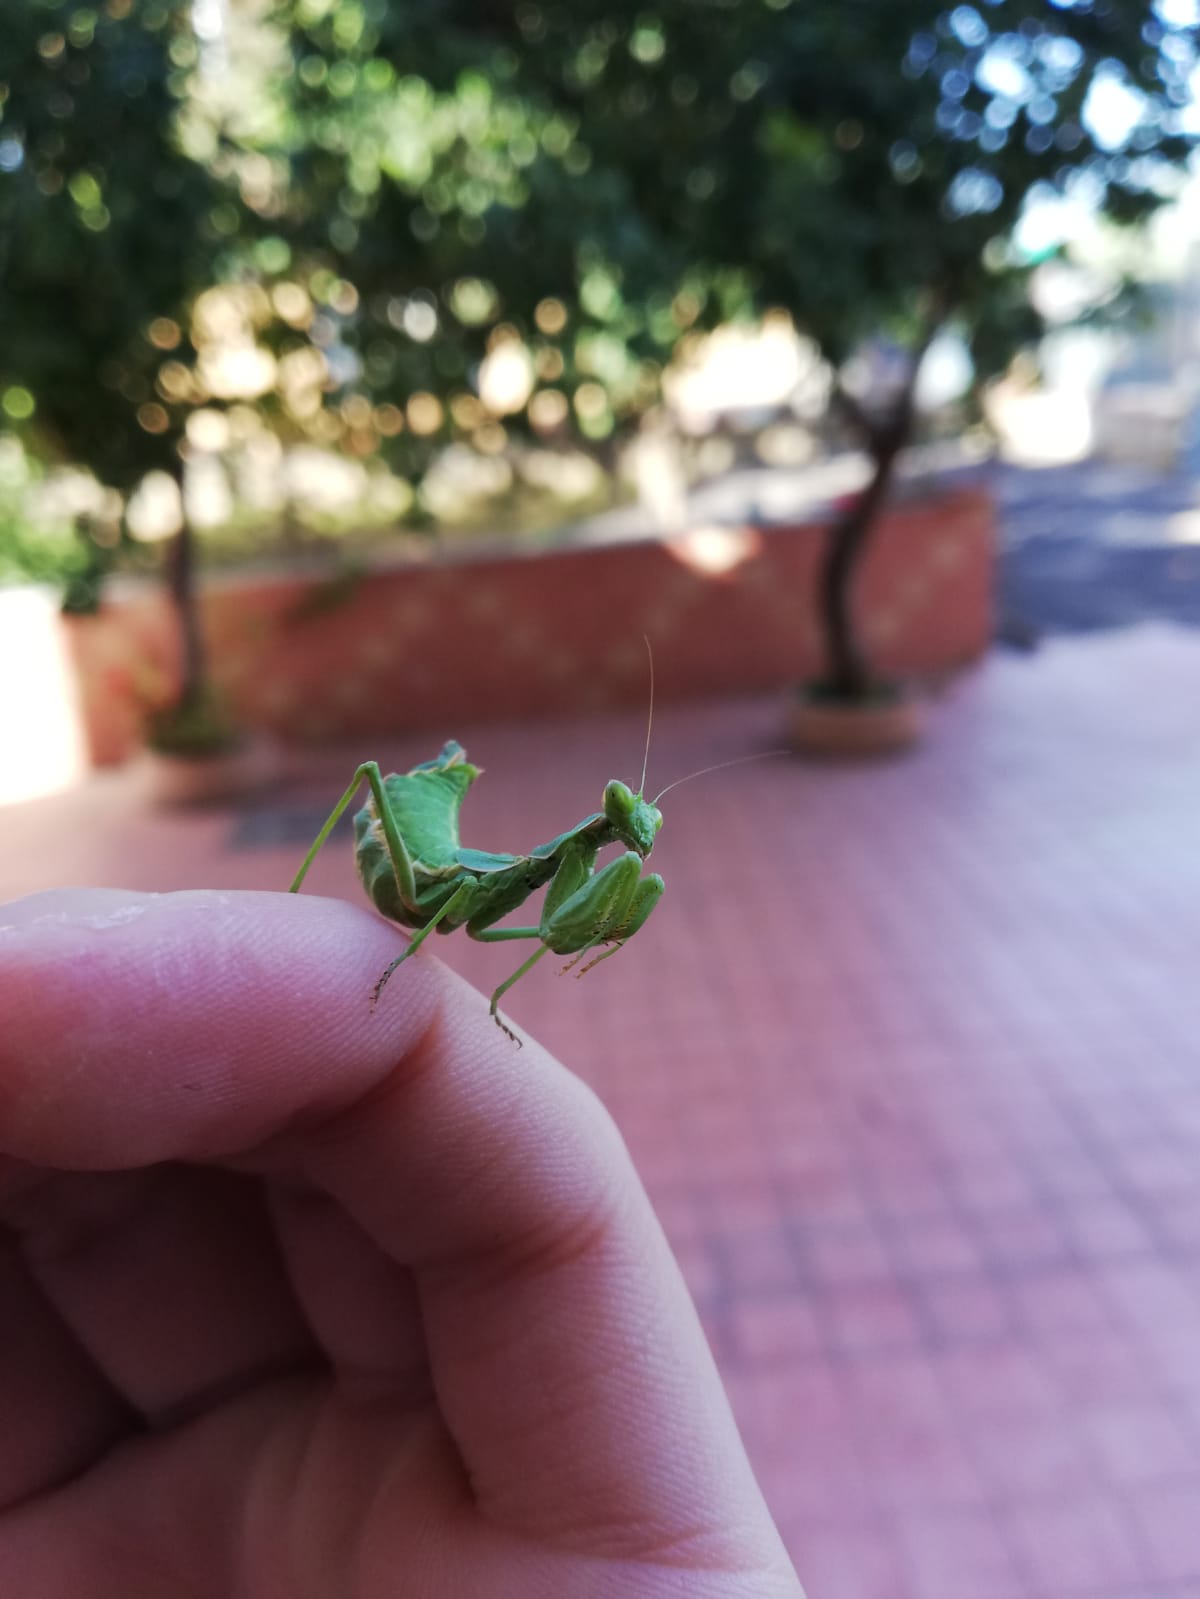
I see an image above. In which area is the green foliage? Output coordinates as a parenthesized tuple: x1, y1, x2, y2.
(240, 0, 1199, 498)
(0, 437, 119, 603)
(0, 499, 91, 589)
(0, 0, 231, 491)
(749, 1, 1197, 373)
(414, 0, 1197, 371)
(1, 0, 1191, 716)
(0, 442, 72, 584)
(1, 0, 1197, 540)
(249, 2, 708, 472)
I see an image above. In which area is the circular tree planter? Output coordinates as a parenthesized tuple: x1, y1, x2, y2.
(789, 682, 923, 758)
(141, 686, 284, 807)
(142, 733, 281, 807)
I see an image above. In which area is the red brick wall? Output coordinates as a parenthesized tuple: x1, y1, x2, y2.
(65, 485, 994, 765)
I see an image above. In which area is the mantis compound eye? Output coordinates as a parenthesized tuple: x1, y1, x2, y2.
(604, 780, 634, 817)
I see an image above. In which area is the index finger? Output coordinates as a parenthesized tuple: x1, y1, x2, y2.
(0, 888, 778, 1564)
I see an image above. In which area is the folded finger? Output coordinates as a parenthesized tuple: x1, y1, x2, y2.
(0, 1237, 129, 1510)
(1, 888, 779, 1565)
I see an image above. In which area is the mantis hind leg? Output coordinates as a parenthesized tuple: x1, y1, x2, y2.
(371, 877, 479, 1008)
(290, 760, 418, 910)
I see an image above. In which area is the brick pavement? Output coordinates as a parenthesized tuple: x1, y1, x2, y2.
(3, 624, 1200, 1598)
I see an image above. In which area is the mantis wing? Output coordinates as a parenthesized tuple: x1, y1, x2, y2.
(360, 741, 481, 872)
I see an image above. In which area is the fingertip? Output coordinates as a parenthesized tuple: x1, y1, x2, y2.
(0, 888, 447, 1167)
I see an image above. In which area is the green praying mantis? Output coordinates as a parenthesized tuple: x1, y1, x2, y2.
(288, 655, 771, 1042)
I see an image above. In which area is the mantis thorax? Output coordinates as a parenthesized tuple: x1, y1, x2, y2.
(602, 779, 662, 858)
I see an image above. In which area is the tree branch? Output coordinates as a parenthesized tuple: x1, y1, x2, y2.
(830, 380, 883, 452)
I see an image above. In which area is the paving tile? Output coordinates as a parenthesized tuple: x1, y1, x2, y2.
(824, 1281, 926, 1359)
(976, 1205, 1074, 1272)
(954, 1163, 1043, 1213)
(1128, 1478, 1200, 1585)
(779, 1170, 873, 1228)
(1092, 1261, 1200, 1388)
(921, 1274, 1014, 1346)
(865, 1162, 954, 1221)
(968, 1411, 1094, 1500)
(803, 1221, 896, 1287)
(1038, 1323, 1165, 1406)
(1114, 1140, 1198, 1199)
(790, 1522, 915, 1599)
(728, 1363, 875, 1522)
(1032, 1147, 1118, 1203)
(719, 1226, 805, 1295)
(1145, 1189, 1200, 1257)
(1083, 1399, 1200, 1486)
(1060, 1195, 1155, 1262)
(706, 1178, 790, 1235)
(729, 1295, 825, 1365)
(845, 1355, 988, 1511)
(890, 1213, 986, 1278)
(938, 1346, 1065, 1421)
(1006, 1265, 1115, 1338)
(896, 1508, 1025, 1599)
(1006, 1493, 1149, 1593)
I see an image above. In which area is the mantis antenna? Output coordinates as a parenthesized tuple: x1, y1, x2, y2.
(652, 748, 787, 806)
(639, 634, 655, 796)
(637, 637, 786, 804)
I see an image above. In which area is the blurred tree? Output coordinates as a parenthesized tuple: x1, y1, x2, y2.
(4, 0, 1198, 718)
(749, 0, 1200, 697)
(258, 0, 1199, 694)
(380, 0, 1199, 698)
(0, 0, 228, 716)
(248, 0, 729, 501)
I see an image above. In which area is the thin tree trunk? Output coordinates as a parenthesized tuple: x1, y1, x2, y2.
(819, 429, 908, 698)
(817, 323, 940, 699)
(164, 512, 207, 711)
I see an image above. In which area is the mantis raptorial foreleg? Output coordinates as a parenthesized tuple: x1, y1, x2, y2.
(464, 838, 598, 947)
(559, 870, 664, 976)
(545, 851, 661, 961)
(471, 848, 665, 1039)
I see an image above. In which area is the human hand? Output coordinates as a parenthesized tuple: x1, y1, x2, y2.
(0, 889, 802, 1598)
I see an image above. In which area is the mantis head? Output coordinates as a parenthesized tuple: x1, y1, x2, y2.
(603, 780, 663, 858)
(605, 636, 777, 857)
